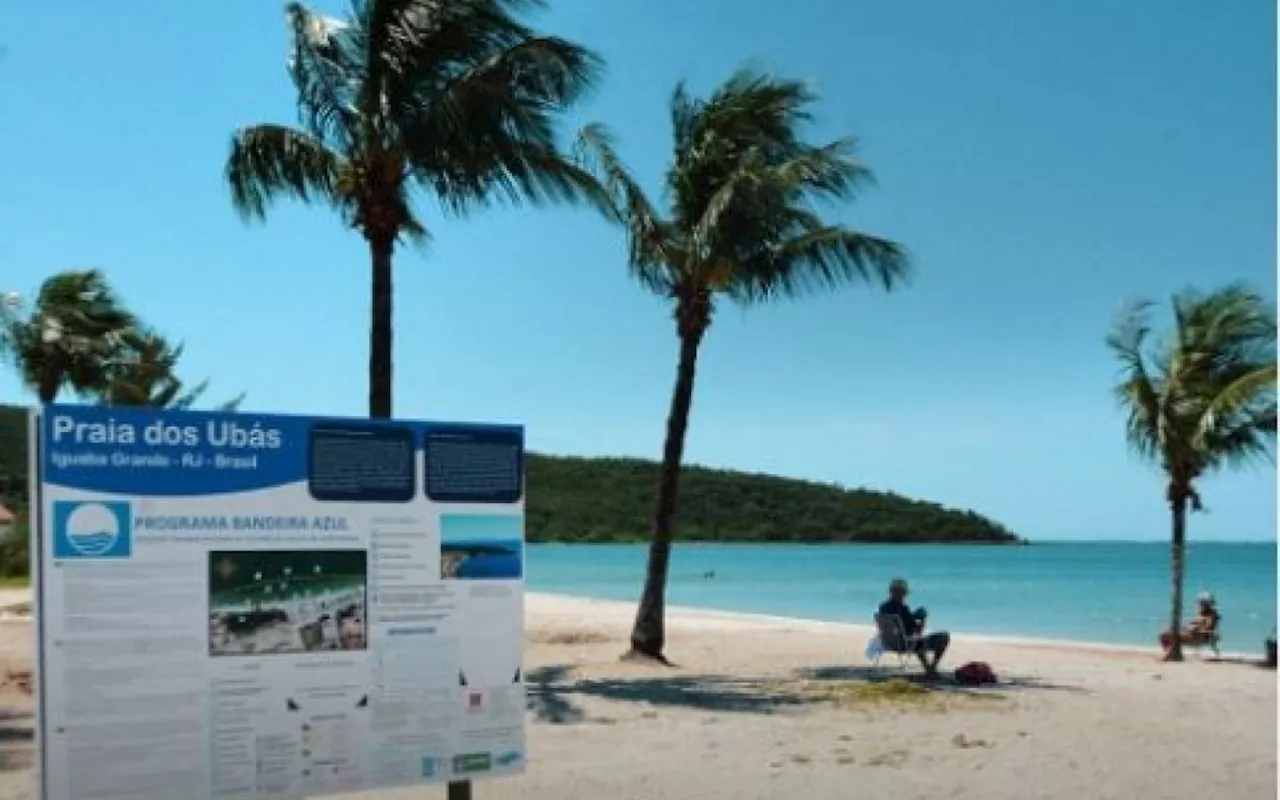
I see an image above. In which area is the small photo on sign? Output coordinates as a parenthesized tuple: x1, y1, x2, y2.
(208, 549, 368, 656)
(439, 515, 523, 580)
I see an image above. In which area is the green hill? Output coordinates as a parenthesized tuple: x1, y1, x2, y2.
(0, 404, 1020, 544)
(524, 454, 1018, 544)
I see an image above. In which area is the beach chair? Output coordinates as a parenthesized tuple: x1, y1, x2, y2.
(871, 613, 920, 670)
(1187, 626, 1222, 659)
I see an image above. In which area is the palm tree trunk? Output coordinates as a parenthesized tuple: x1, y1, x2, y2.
(1166, 490, 1189, 662)
(629, 326, 705, 661)
(38, 370, 59, 405)
(368, 235, 395, 419)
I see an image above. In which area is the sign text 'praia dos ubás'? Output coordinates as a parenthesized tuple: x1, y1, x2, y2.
(48, 413, 283, 470)
(52, 413, 284, 449)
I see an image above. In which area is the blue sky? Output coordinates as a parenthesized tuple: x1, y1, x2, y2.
(0, 0, 1275, 541)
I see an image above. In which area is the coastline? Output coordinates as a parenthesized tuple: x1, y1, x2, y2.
(0, 583, 1262, 659)
(526, 540, 1277, 654)
(527, 591, 1261, 661)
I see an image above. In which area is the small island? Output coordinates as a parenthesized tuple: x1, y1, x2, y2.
(526, 454, 1021, 544)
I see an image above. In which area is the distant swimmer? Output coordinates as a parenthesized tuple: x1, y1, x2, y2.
(703, 570, 716, 580)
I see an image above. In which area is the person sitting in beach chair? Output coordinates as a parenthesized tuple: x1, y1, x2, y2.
(876, 577, 951, 676)
(1159, 592, 1221, 657)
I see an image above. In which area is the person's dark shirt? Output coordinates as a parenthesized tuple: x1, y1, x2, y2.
(878, 598, 921, 638)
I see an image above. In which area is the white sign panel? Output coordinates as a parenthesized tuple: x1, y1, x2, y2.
(32, 405, 526, 800)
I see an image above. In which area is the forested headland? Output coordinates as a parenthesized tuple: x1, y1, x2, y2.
(525, 453, 1019, 544)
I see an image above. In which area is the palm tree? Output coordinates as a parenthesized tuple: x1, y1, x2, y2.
(1108, 284, 1276, 661)
(226, 0, 606, 418)
(102, 329, 244, 411)
(576, 70, 910, 661)
(0, 270, 136, 403)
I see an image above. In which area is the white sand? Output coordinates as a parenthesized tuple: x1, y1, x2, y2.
(0, 592, 1273, 800)
(495, 594, 1277, 800)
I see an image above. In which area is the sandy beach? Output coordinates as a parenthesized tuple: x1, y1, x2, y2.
(0, 592, 1273, 800)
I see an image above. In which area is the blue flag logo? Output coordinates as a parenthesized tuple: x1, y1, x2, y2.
(52, 501, 132, 559)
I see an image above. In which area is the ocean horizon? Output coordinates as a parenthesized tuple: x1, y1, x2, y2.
(526, 541, 1278, 653)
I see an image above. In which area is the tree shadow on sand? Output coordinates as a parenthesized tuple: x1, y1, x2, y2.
(526, 664, 822, 724)
(795, 665, 1092, 696)
(526, 662, 1088, 725)
(1199, 655, 1275, 670)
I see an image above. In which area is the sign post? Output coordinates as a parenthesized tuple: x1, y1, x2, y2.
(31, 405, 527, 800)
(448, 782, 473, 800)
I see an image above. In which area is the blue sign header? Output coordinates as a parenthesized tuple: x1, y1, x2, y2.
(41, 404, 524, 501)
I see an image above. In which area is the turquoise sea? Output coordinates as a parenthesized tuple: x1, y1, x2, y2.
(526, 542, 1278, 653)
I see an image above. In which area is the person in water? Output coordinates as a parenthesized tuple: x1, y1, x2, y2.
(1160, 591, 1221, 656)
(878, 577, 951, 676)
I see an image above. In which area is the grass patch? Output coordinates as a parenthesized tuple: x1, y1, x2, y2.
(796, 678, 1009, 714)
(843, 679, 933, 703)
(816, 678, 934, 709)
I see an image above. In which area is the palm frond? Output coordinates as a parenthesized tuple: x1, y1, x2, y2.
(700, 68, 814, 145)
(1198, 417, 1275, 470)
(215, 392, 248, 413)
(574, 123, 675, 292)
(768, 138, 873, 200)
(499, 142, 616, 210)
(285, 2, 362, 145)
(398, 30, 603, 211)
(226, 124, 344, 221)
(367, 0, 543, 116)
(1106, 300, 1165, 463)
(101, 328, 243, 411)
(588, 68, 907, 313)
(688, 147, 768, 264)
(1108, 287, 1277, 485)
(398, 213, 430, 245)
(667, 69, 812, 219)
(689, 149, 905, 302)
(231, 0, 598, 255)
(432, 34, 600, 112)
(100, 328, 183, 407)
(1198, 363, 1277, 440)
(1, 270, 138, 401)
(669, 81, 700, 161)
(752, 225, 909, 299)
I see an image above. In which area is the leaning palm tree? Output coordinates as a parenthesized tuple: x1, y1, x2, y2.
(102, 329, 244, 411)
(1108, 284, 1276, 661)
(577, 70, 910, 661)
(226, 0, 605, 418)
(0, 270, 136, 403)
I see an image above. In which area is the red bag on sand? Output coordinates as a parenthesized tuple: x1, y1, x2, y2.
(954, 661, 997, 685)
